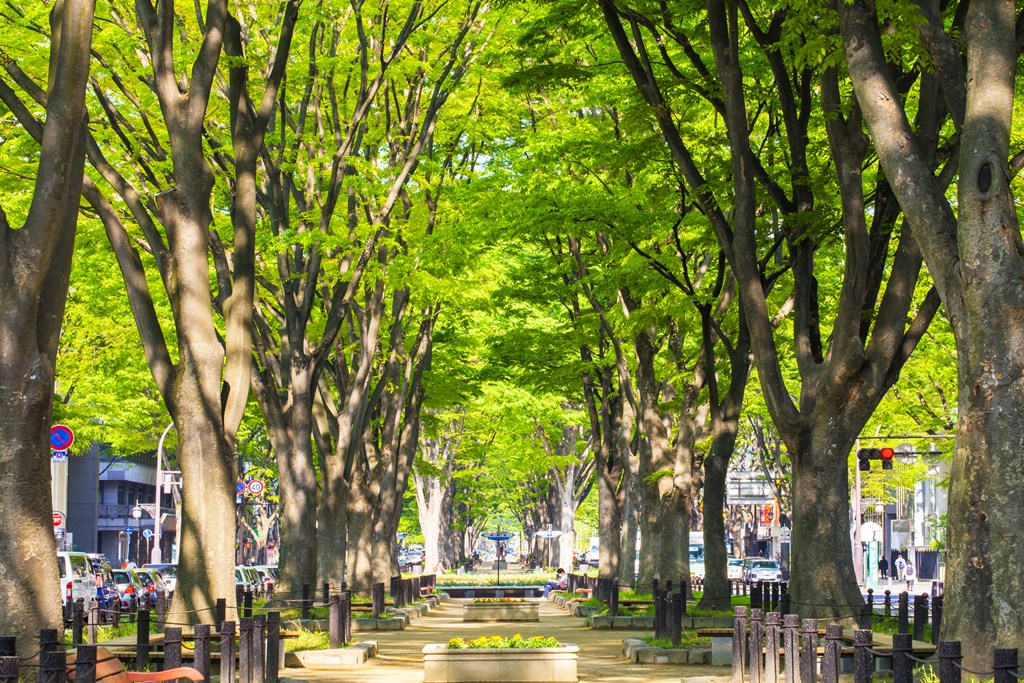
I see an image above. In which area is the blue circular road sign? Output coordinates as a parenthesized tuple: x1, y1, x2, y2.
(143, 529, 153, 539)
(50, 425, 74, 451)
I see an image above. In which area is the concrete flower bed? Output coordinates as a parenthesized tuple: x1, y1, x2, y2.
(590, 615, 655, 630)
(462, 601, 540, 622)
(621, 637, 711, 665)
(286, 641, 379, 668)
(422, 644, 579, 682)
(353, 613, 409, 631)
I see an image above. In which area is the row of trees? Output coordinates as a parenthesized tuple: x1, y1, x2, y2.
(0, 0, 1020, 666)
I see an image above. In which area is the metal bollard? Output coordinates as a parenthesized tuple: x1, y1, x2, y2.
(800, 619, 817, 683)
(193, 623, 211, 683)
(732, 606, 748, 683)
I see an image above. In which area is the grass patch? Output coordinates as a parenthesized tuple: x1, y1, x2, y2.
(643, 632, 711, 649)
(872, 616, 932, 642)
(284, 629, 330, 652)
(63, 620, 159, 645)
(609, 605, 655, 617)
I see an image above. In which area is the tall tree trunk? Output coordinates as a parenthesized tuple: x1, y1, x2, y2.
(698, 425, 733, 610)
(0, 0, 94, 646)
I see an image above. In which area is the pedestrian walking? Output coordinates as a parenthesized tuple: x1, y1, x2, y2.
(905, 560, 916, 592)
(894, 554, 907, 581)
(878, 556, 889, 580)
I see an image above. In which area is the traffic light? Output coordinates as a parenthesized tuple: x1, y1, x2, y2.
(857, 448, 876, 471)
(857, 446, 899, 471)
(880, 447, 894, 470)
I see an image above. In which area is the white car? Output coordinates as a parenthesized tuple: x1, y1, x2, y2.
(727, 558, 744, 580)
(58, 551, 95, 608)
(746, 559, 783, 583)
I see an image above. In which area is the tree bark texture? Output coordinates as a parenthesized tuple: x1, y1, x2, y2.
(0, 0, 94, 647)
(840, 0, 1024, 662)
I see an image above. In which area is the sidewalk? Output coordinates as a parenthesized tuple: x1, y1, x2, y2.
(280, 598, 731, 682)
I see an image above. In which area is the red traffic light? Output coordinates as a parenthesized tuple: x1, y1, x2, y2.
(880, 447, 894, 460)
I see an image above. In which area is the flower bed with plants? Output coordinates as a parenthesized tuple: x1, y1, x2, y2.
(463, 598, 539, 622)
(423, 635, 579, 683)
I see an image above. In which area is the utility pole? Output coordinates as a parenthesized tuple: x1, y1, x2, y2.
(853, 437, 863, 585)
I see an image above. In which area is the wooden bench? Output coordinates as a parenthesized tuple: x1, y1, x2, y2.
(67, 646, 204, 683)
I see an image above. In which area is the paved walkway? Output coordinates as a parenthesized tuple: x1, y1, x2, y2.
(280, 598, 731, 682)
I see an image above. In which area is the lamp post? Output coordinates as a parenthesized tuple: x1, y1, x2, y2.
(152, 422, 174, 564)
(131, 504, 143, 565)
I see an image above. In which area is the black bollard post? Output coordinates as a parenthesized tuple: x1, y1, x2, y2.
(391, 576, 403, 609)
(155, 593, 166, 628)
(75, 645, 95, 683)
(892, 633, 913, 683)
(749, 608, 764, 683)
(0, 638, 13, 657)
(41, 649, 66, 683)
(931, 595, 943, 645)
(193, 624, 211, 683)
(669, 592, 684, 647)
(859, 602, 873, 630)
(238, 617, 253, 683)
(136, 608, 150, 668)
(897, 592, 909, 634)
(800, 619, 818, 683)
(783, 614, 799, 683)
(322, 582, 330, 605)
(751, 581, 763, 611)
(937, 641, 962, 683)
(244, 589, 253, 619)
(72, 599, 85, 645)
(765, 611, 781, 683)
(994, 648, 1018, 683)
(215, 598, 226, 627)
(251, 614, 266, 683)
(372, 582, 385, 619)
(266, 612, 282, 683)
(39, 629, 59, 654)
(913, 594, 928, 642)
(732, 606, 747, 683)
(219, 621, 236, 683)
(822, 624, 842, 683)
(340, 590, 352, 645)
(610, 577, 620, 618)
(853, 629, 872, 683)
(164, 627, 183, 669)
(329, 594, 342, 648)
(771, 582, 780, 612)
(301, 584, 311, 620)
(884, 590, 892, 618)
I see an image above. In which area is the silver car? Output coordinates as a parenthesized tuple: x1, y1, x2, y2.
(746, 559, 783, 583)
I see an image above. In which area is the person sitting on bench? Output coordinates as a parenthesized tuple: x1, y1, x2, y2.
(542, 568, 568, 597)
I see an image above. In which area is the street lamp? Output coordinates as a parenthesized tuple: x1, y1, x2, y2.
(131, 504, 143, 566)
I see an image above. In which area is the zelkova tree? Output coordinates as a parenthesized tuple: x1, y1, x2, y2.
(246, 0, 425, 597)
(597, 0, 941, 615)
(70, 0, 297, 621)
(0, 0, 94, 645)
(308, 0, 492, 591)
(838, 0, 1024, 661)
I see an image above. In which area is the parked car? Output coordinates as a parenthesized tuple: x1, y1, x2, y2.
(134, 568, 168, 607)
(143, 564, 177, 596)
(727, 558, 744, 580)
(110, 568, 143, 613)
(58, 551, 95, 614)
(745, 559, 783, 583)
(236, 566, 263, 596)
(251, 566, 275, 595)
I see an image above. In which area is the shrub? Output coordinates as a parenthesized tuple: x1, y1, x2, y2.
(446, 634, 562, 649)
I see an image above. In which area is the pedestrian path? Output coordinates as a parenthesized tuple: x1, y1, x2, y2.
(280, 597, 730, 682)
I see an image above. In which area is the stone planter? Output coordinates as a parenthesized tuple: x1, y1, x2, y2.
(353, 614, 408, 631)
(422, 644, 579, 682)
(285, 641, 379, 668)
(621, 638, 711, 665)
(590, 615, 654, 630)
(462, 602, 539, 622)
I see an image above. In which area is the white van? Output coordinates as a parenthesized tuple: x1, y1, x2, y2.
(58, 551, 95, 606)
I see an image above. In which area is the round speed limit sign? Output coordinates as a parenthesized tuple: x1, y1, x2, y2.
(245, 479, 265, 496)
